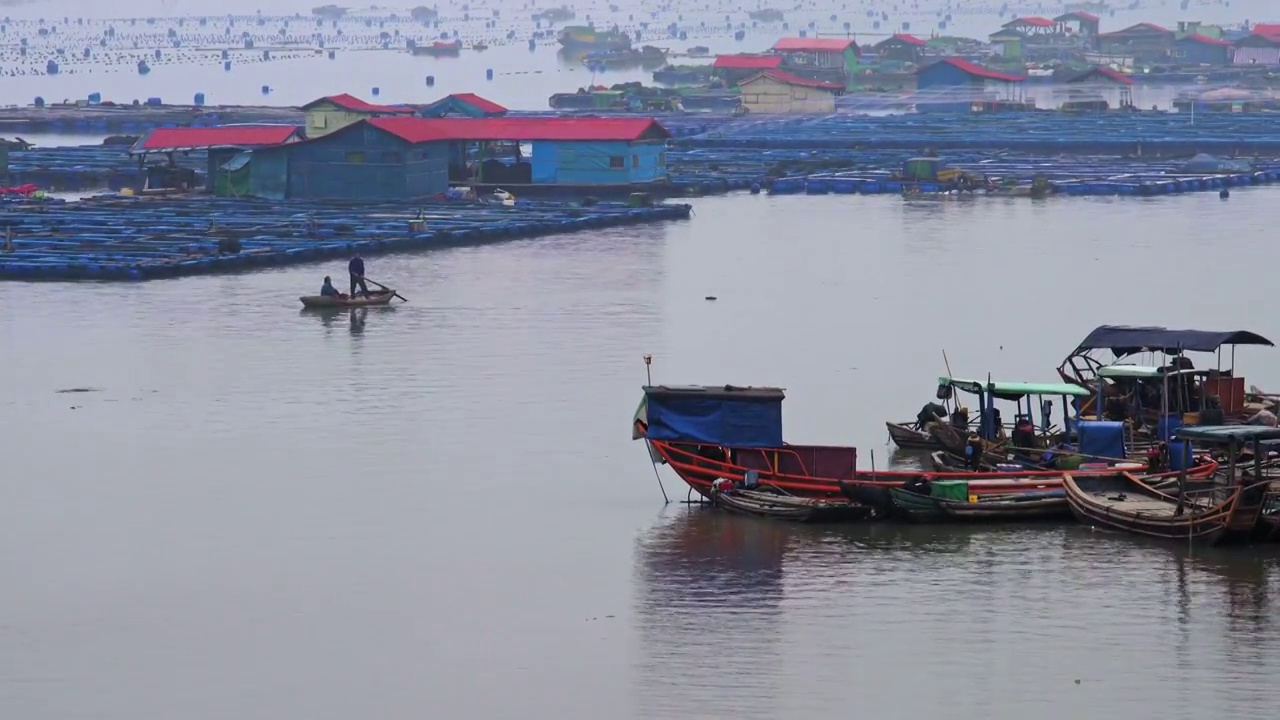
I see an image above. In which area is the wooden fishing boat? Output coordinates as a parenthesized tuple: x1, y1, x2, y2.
(1062, 472, 1262, 544)
(299, 289, 397, 308)
(709, 483, 870, 523)
(1055, 325, 1274, 425)
(887, 483, 1070, 523)
(631, 385, 1220, 512)
(886, 421, 937, 449)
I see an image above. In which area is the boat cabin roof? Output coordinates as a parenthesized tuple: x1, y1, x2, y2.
(1175, 425, 1280, 443)
(940, 377, 1092, 399)
(1072, 325, 1273, 355)
(642, 385, 786, 402)
(1097, 364, 1209, 379)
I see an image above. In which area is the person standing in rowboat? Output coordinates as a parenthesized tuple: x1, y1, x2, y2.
(349, 254, 369, 298)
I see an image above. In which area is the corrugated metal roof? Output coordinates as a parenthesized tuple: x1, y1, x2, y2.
(301, 93, 415, 114)
(739, 69, 844, 90)
(890, 33, 928, 46)
(1099, 22, 1172, 37)
(135, 125, 301, 152)
(447, 93, 508, 114)
(1069, 66, 1135, 85)
(713, 54, 784, 69)
(1008, 16, 1057, 27)
(917, 57, 1025, 82)
(367, 116, 671, 142)
(1055, 11, 1099, 22)
(772, 37, 857, 52)
(1179, 33, 1233, 46)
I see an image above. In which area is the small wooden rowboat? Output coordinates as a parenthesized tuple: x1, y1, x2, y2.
(299, 289, 397, 309)
(710, 486, 871, 523)
(887, 484, 1070, 523)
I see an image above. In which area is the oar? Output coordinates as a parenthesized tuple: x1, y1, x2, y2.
(364, 277, 407, 302)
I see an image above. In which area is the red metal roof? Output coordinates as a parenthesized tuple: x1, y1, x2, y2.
(713, 53, 784, 69)
(1055, 11, 1099, 22)
(367, 116, 671, 142)
(301, 93, 414, 114)
(1009, 16, 1056, 27)
(447, 93, 508, 113)
(1253, 23, 1280, 36)
(1100, 22, 1172, 37)
(918, 57, 1025, 82)
(772, 37, 857, 52)
(1180, 33, 1233, 46)
(137, 125, 300, 151)
(1071, 66, 1135, 85)
(891, 33, 927, 46)
(739, 69, 844, 90)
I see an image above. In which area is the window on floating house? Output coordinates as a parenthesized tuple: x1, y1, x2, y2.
(346, 151, 366, 164)
(609, 156, 625, 168)
(310, 113, 327, 128)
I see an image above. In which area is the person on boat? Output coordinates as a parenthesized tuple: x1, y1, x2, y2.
(1246, 407, 1278, 427)
(964, 435, 984, 471)
(348, 254, 369, 298)
(1011, 417, 1038, 455)
(320, 276, 342, 298)
(950, 405, 970, 432)
(1199, 395, 1225, 425)
(915, 402, 948, 431)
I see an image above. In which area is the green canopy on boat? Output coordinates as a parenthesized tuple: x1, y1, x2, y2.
(939, 377, 1093, 400)
(1175, 425, 1280, 443)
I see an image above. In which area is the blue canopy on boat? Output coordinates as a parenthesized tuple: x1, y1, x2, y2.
(641, 385, 784, 447)
(1073, 325, 1273, 355)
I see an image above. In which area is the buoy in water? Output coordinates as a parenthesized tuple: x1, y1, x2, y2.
(705, 296, 717, 301)
(1220, 189, 1230, 199)
(426, 75, 435, 86)
(371, 86, 380, 95)
(486, 68, 493, 80)
(750, 182, 761, 194)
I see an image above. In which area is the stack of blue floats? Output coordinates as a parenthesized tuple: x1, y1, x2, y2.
(0, 197, 692, 282)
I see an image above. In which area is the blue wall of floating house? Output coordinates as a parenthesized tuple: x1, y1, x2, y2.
(529, 140, 667, 184)
(255, 122, 449, 199)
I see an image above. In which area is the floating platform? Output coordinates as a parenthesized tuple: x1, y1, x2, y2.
(0, 196, 692, 281)
(0, 105, 304, 135)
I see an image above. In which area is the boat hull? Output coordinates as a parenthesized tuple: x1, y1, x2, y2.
(888, 486, 1070, 523)
(299, 290, 396, 308)
(710, 487, 870, 523)
(1063, 472, 1258, 545)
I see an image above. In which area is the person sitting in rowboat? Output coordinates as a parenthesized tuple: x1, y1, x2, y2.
(320, 276, 344, 299)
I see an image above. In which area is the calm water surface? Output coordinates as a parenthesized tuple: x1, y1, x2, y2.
(3, 191, 1280, 718)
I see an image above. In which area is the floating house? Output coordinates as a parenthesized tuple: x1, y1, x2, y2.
(1000, 16, 1058, 36)
(737, 70, 844, 113)
(1062, 66, 1134, 110)
(988, 29, 1025, 59)
(770, 37, 859, 86)
(129, 125, 303, 194)
(712, 53, 783, 83)
(872, 34, 927, 63)
(368, 116, 671, 188)
(914, 58, 1027, 113)
(238, 116, 672, 199)
(417, 93, 509, 118)
(301, 93, 414, 138)
(1173, 34, 1233, 65)
(1054, 11, 1101, 41)
(1234, 32, 1280, 65)
(1096, 23, 1175, 62)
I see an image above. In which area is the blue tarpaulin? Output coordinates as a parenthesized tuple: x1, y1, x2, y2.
(643, 386, 784, 447)
(1078, 420, 1126, 460)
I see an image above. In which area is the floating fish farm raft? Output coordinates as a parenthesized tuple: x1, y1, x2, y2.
(11, 110, 1280, 198)
(0, 196, 691, 281)
(0, 105, 304, 134)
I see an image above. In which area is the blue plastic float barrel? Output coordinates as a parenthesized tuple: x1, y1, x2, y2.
(371, 87, 380, 96)
(194, 92, 205, 106)
(486, 69, 493, 80)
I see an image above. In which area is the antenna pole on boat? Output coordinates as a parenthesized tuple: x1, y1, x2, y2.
(642, 354, 669, 504)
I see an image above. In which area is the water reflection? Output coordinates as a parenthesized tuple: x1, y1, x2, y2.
(301, 306, 388, 335)
(633, 509, 785, 719)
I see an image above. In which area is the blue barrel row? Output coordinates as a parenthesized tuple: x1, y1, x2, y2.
(0, 202, 692, 282)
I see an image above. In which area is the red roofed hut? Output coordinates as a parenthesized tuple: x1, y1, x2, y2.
(129, 124, 303, 194)
(872, 33, 927, 63)
(914, 58, 1029, 112)
(712, 53, 783, 83)
(1097, 23, 1175, 62)
(737, 70, 844, 113)
(247, 116, 673, 199)
(301, 93, 415, 138)
(770, 37, 859, 86)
